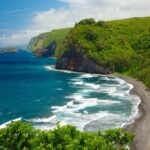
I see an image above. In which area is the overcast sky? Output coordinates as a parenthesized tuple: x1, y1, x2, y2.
(0, 0, 149, 47)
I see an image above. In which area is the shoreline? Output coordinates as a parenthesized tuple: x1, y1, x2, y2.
(46, 67, 144, 125)
(115, 75, 150, 150)
(49, 66, 150, 150)
(1, 64, 149, 149)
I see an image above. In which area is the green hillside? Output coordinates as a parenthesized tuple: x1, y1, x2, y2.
(28, 28, 71, 57)
(58, 17, 150, 88)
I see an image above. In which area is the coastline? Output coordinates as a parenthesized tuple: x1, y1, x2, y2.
(115, 75, 150, 150)
(50, 65, 150, 150)
(5, 63, 148, 149)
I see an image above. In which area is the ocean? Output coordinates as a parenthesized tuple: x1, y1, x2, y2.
(0, 49, 140, 131)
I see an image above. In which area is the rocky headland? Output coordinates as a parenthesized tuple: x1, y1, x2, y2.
(56, 48, 112, 74)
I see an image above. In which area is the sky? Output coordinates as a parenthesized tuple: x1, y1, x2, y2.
(0, 0, 150, 47)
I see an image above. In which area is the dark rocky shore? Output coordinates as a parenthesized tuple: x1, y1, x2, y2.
(56, 51, 150, 150)
(56, 48, 112, 74)
(55, 47, 150, 150)
(113, 75, 150, 150)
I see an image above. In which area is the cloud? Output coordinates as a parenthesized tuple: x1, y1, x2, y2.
(0, 30, 42, 47)
(30, 0, 150, 31)
(1, 0, 150, 47)
(59, 0, 88, 4)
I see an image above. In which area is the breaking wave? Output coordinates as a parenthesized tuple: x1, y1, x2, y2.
(25, 71, 140, 131)
(0, 65, 140, 131)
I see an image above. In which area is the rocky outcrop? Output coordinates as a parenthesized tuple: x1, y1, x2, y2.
(28, 28, 71, 58)
(56, 48, 112, 74)
(33, 41, 57, 57)
(28, 33, 48, 50)
(0, 48, 17, 53)
(28, 33, 56, 57)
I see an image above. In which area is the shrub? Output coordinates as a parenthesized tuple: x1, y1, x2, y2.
(0, 121, 134, 150)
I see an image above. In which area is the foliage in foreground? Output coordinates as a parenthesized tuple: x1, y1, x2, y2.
(0, 121, 134, 150)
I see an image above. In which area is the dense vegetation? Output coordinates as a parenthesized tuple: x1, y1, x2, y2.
(0, 121, 134, 150)
(28, 28, 71, 57)
(58, 17, 150, 88)
(28, 17, 150, 88)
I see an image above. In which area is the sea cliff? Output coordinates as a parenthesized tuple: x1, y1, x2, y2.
(28, 28, 71, 57)
(28, 17, 150, 88)
(55, 17, 150, 89)
(56, 48, 112, 74)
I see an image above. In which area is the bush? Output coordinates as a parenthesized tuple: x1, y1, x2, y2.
(0, 121, 134, 150)
(96, 21, 109, 27)
(78, 18, 96, 25)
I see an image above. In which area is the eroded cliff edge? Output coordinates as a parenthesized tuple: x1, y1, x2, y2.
(56, 48, 112, 74)
(28, 28, 71, 57)
(55, 17, 150, 88)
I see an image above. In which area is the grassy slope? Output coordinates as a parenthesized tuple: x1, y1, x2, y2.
(28, 28, 71, 56)
(59, 17, 150, 88)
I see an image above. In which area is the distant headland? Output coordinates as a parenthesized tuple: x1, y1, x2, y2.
(0, 48, 17, 53)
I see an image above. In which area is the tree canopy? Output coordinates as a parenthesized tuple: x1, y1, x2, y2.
(0, 121, 134, 150)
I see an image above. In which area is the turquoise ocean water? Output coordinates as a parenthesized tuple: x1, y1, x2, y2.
(0, 49, 140, 131)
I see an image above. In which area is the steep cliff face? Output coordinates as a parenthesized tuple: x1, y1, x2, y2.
(56, 48, 112, 74)
(56, 17, 150, 89)
(33, 41, 57, 57)
(28, 28, 71, 57)
(28, 33, 48, 51)
(28, 33, 56, 57)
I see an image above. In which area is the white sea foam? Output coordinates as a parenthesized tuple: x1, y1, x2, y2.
(81, 89, 94, 93)
(29, 95, 140, 132)
(0, 118, 22, 129)
(70, 77, 101, 90)
(122, 95, 141, 127)
(1, 65, 141, 132)
(45, 66, 55, 71)
(84, 83, 101, 89)
(49, 57, 56, 59)
(51, 105, 67, 112)
(67, 101, 74, 107)
(73, 81, 84, 85)
(49, 93, 121, 124)
(93, 81, 134, 98)
(45, 66, 78, 74)
(66, 94, 120, 105)
(66, 94, 83, 101)
(29, 111, 127, 131)
(100, 76, 111, 81)
(79, 74, 94, 78)
(70, 78, 81, 82)
(112, 77, 126, 84)
(27, 115, 56, 123)
(34, 125, 56, 131)
(127, 83, 134, 92)
(21, 71, 140, 132)
(56, 88, 63, 91)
